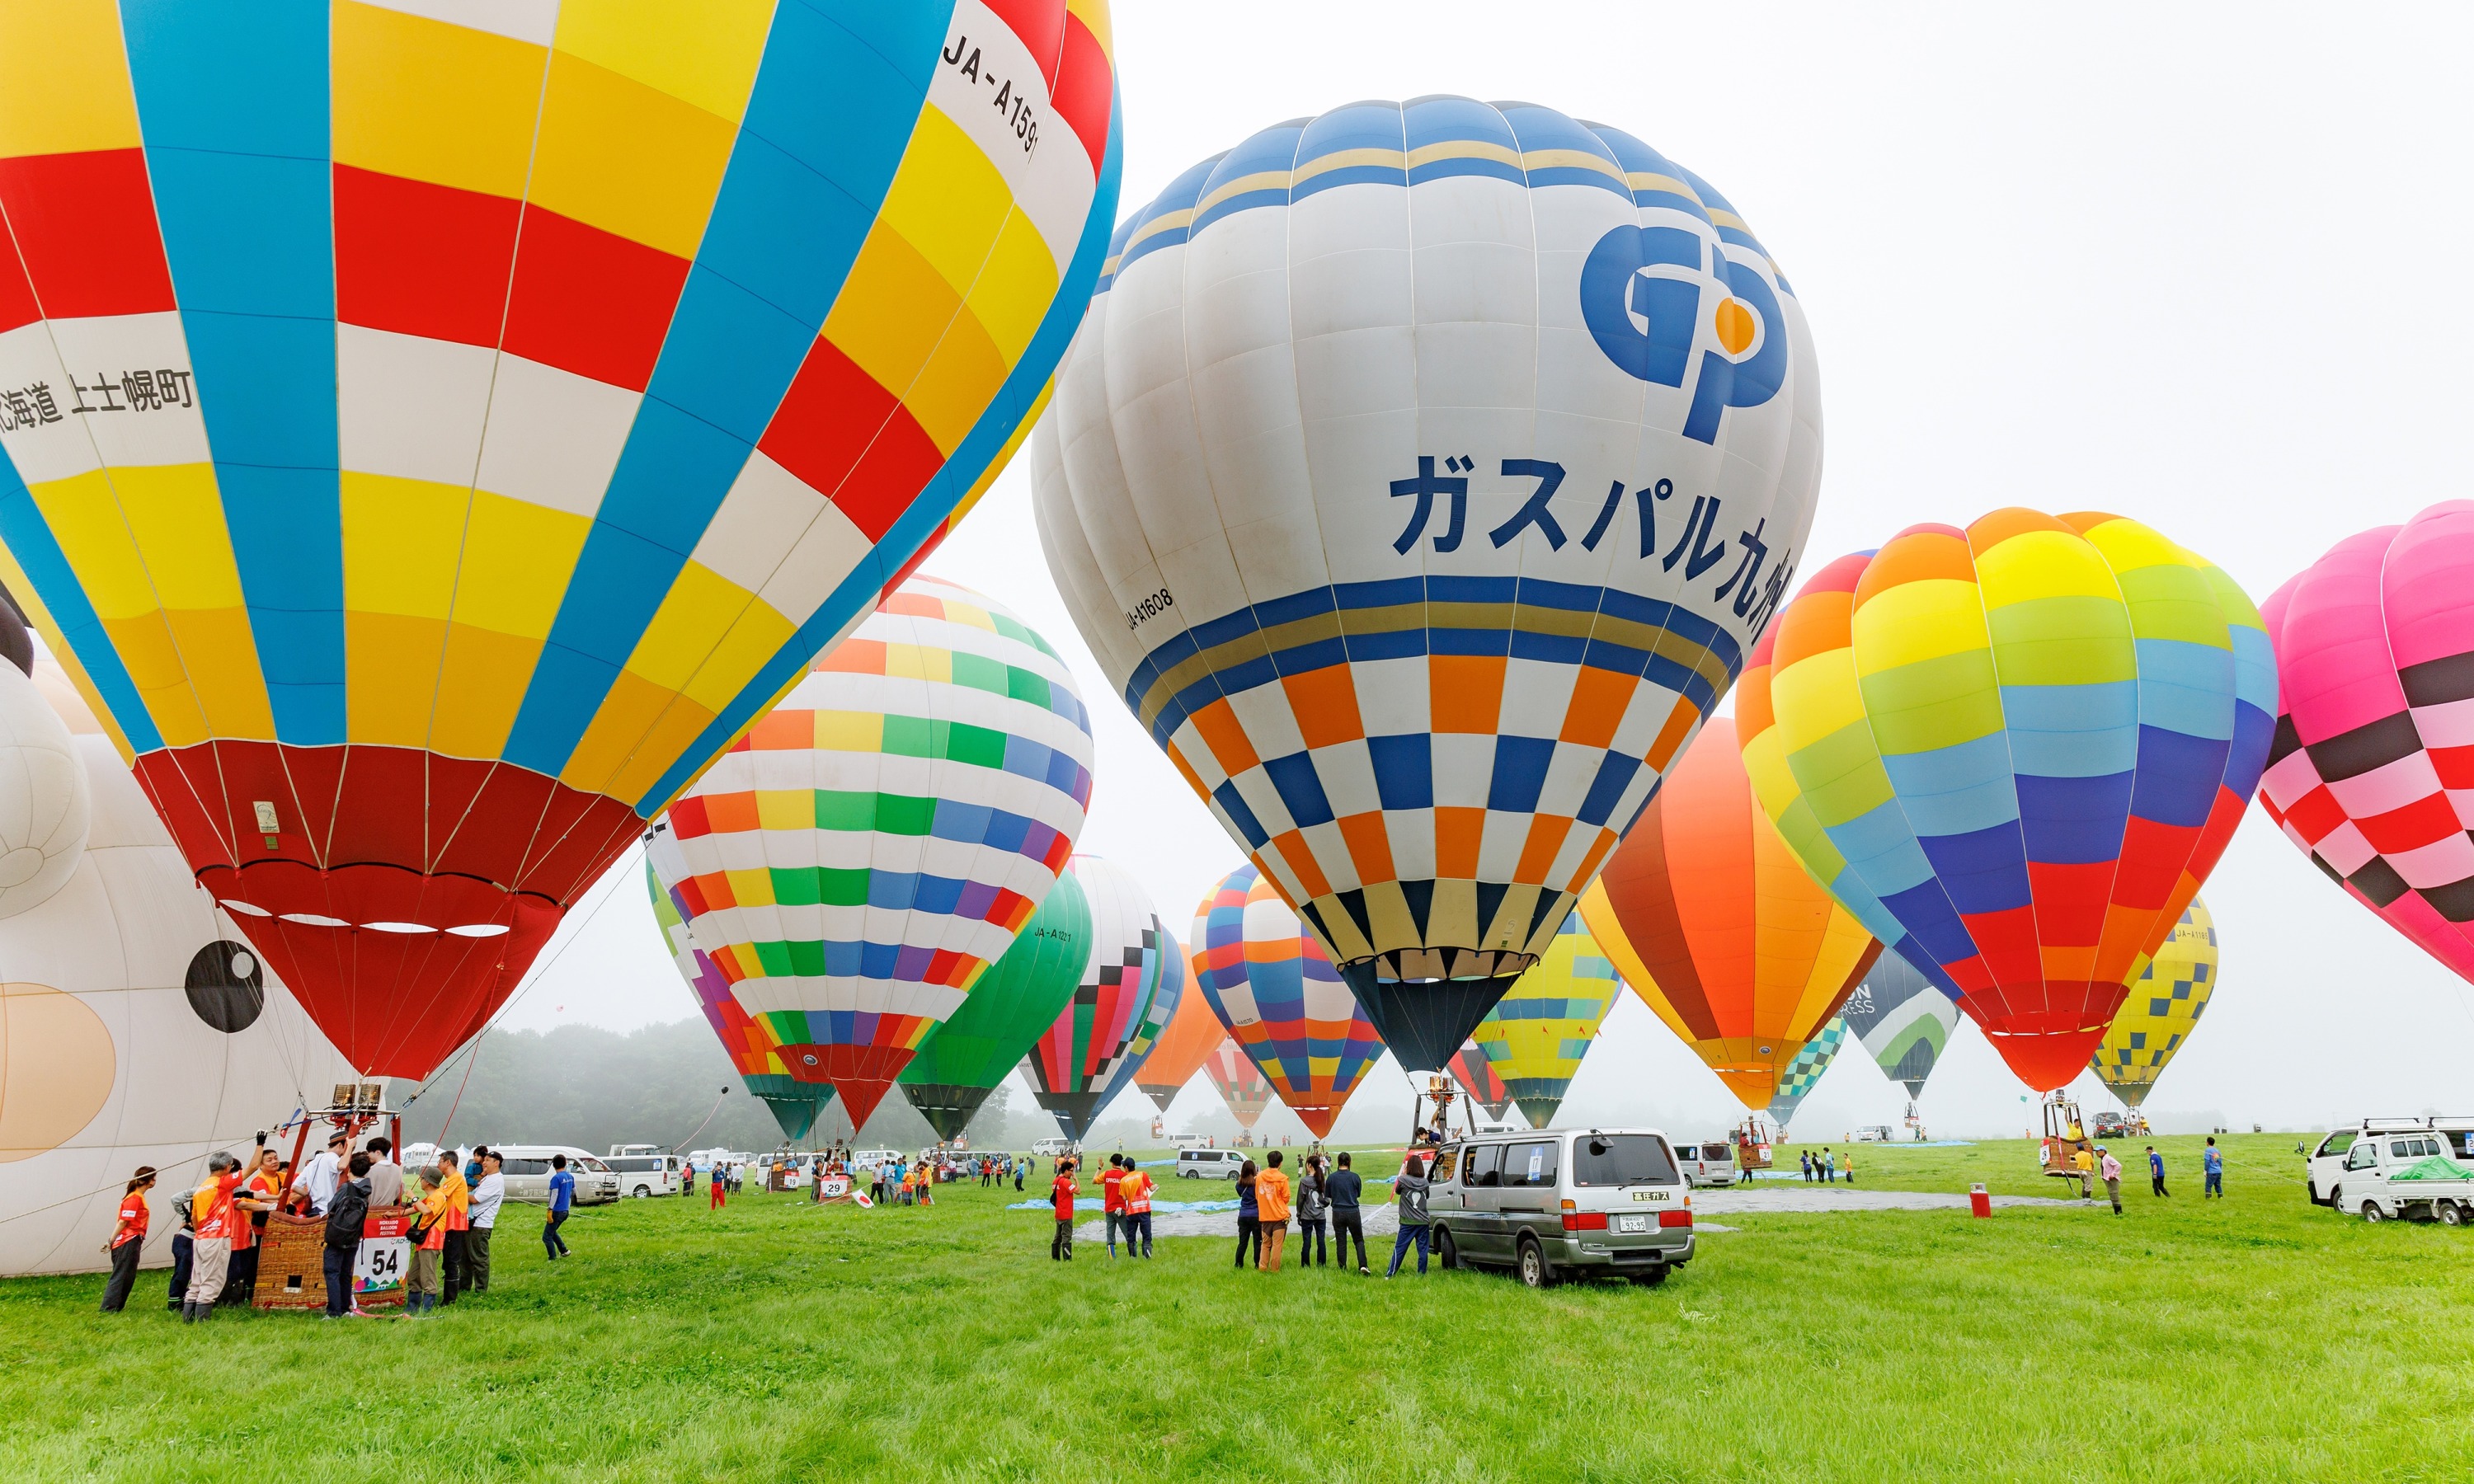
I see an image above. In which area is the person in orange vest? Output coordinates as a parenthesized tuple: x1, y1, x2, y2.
(181, 1153, 243, 1322)
(432, 1151, 472, 1305)
(223, 1147, 283, 1307)
(1253, 1150, 1292, 1271)
(1118, 1159, 1155, 1258)
(1100, 1154, 1129, 1256)
(1049, 1158, 1082, 1261)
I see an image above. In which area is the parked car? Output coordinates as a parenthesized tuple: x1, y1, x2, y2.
(1176, 1148, 1247, 1180)
(604, 1148, 680, 1198)
(1427, 1129, 1696, 1288)
(490, 1145, 619, 1206)
(2309, 1120, 2474, 1222)
(1850, 1125, 1893, 1144)
(1032, 1137, 1078, 1158)
(1673, 1140, 1738, 1188)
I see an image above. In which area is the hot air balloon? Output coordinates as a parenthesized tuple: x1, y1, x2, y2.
(1449, 1041, 1514, 1123)
(1738, 512, 2273, 1092)
(2091, 898, 2218, 1109)
(1837, 954, 1962, 1102)
(1191, 863, 1385, 1139)
(1032, 96, 1823, 1073)
(1470, 912, 1620, 1128)
(653, 575, 1095, 1126)
(1580, 716, 1879, 1110)
(2258, 505, 2474, 982)
(644, 847, 831, 1144)
(4, 654, 352, 1275)
(1136, 957, 1225, 1113)
(0, 3, 1122, 1080)
(1765, 1015, 1846, 1131)
(901, 866, 1089, 1140)
(1021, 854, 1173, 1139)
(1203, 1037, 1273, 1130)
(1094, 918, 1184, 1115)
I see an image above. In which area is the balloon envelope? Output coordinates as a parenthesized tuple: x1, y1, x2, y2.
(1136, 956, 1225, 1113)
(2091, 897, 2218, 1110)
(1032, 96, 1823, 1073)
(1738, 512, 2273, 1092)
(1766, 1015, 1847, 1130)
(1580, 716, 1879, 1111)
(900, 866, 1089, 1140)
(1203, 1036, 1273, 1131)
(2259, 505, 2474, 983)
(1837, 953, 1962, 1101)
(656, 576, 1094, 1126)
(0, 3, 1121, 1078)
(646, 848, 833, 1143)
(1021, 854, 1174, 1139)
(1471, 912, 1619, 1129)
(1449, 1040, 1513, 1122)
(1191, 863, 1384, 1139)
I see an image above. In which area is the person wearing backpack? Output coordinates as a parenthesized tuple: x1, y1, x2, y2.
(322, 1153, 373, 1320)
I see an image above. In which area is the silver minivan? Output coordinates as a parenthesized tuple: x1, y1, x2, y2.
(1176, 1148, 1247, 1180)
(1427, 1128, 1695, 1288)
(492, 1145, 619, 1206)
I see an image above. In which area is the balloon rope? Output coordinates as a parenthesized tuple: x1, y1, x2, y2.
(402, 848, 637, 1108)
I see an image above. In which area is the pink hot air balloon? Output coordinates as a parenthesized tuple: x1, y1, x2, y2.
(2260, 503, 2474, 977)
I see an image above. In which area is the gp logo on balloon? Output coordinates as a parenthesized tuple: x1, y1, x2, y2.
(1580, 224, 1785, 444)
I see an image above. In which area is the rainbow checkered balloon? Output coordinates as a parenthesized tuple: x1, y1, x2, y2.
(1191, 862, 1385, 1139)
(653, 575, 1094, 1126)
(0, 2, 1119, 1079)
(646, 851, 833, 1144)
(1737, 510, 2273, 1093)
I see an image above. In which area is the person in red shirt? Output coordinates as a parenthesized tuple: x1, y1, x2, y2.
(1050, 1159, 1081, 1261)
(182, 1153, 242, 1322)
(99, 1166, 156, 1313)
(1101, 1154, 1129, 1258)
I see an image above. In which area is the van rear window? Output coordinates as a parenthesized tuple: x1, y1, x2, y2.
(1572, 1135, 1680, 1187)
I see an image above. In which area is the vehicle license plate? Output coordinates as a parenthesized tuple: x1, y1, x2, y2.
(1613, 1214, 1649, 1233)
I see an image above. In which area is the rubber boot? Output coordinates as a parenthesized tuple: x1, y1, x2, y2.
(181, 1302, 198, 1322)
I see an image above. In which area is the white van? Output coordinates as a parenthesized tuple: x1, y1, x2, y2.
(1167, 1133, 1214, 1150)
(1176, 1148, 1247, 1180)
(1673, 1140, 1738, 1188)
(491, 1145, 619, 1206)
(1032, 1137, 1077, 1158)
(850, 1148, 901, 1171)
(604, 1149, 680, 1198)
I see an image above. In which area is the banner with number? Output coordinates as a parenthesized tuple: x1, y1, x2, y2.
(353, 1207, 411, 1308)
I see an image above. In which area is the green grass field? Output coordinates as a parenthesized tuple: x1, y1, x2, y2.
(3, 1134, 2467, 1482)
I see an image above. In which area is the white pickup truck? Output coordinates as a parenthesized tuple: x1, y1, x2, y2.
(2307, 1121, 2474, 1223)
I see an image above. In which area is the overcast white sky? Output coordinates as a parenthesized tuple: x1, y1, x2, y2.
(498, 3, 2474, 1143)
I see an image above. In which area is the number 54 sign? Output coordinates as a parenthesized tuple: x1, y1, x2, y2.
(355, 1209, 412, 1298)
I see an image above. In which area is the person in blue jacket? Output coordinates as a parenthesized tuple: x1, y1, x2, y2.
(544, 1153, 575, 1260)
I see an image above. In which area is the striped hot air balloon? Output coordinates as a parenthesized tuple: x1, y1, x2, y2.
(1136, 965, 1225, 1114)
(1470, 912, 1620, 1129)
(1191, 863, 1385, 1139)
(1020, 853, 1174, 1139)
(1203, 1036, 1273, 1131)
(0, 2, 1121, 1078)
(2091, 897, 2218, 1110)
(1449, 1041, 1513, 1122)
(1738, 513, 2272, 1092)
(646, 848, 831, 1144)
(1580, 716, 1880, 1111)
(1033, 96, 1823, 1074)
(900, 862, 1090, 1140)
(654, 575, 1094, 1127)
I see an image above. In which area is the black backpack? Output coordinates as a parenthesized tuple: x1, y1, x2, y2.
(324, 1181, 369, 1250)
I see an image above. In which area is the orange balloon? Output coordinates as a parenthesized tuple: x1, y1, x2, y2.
(1136, 973, 1226, 1115)
(1579, 716, 1881, 1111)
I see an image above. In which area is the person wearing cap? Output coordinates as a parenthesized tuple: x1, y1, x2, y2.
(99, 1166, 155, 1313)
(293, 1132, 348, 1217)
(433, 1150, 472, 1304)
(182, 1153, 242, 1322)
(466, 1148, 505, 1293)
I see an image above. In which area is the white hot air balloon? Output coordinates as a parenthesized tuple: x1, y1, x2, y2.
(2, 650, 352, 1278)
(1033, 98, 1823, 1070)
(0, 644, 87, 920)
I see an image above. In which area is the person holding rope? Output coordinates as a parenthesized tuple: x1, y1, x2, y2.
(182, 1153, 243, 1323)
